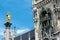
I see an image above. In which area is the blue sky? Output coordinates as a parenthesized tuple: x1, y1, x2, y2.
(0, 0, 34, 40)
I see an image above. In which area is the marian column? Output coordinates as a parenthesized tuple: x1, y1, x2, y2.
(4, 13, 12, 40)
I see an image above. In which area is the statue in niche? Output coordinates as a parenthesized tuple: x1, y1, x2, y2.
(40, 7, 53, 37)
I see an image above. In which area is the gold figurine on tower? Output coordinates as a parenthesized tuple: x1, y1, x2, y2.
(6, 12, 11, 23)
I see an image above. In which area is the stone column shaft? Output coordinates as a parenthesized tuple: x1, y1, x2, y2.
(5, 27, 10, 40)
(4, 22, 11, 40)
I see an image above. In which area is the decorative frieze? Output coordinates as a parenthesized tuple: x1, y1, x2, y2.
(33, 0, 52, 9)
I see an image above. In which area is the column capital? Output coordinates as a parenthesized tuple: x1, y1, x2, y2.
(4, 22, 12, 27)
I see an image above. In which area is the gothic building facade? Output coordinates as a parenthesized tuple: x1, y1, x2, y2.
(32, 0, 60, 40)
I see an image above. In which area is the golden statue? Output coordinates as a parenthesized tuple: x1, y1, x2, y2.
(6, 12, 11, 23)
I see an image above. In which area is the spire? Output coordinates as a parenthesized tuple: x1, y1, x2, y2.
(13, 26, 17, 37)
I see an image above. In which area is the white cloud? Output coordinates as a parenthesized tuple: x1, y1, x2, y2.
(10, 28, 31, 36)
(0, 28, 4, 36)
(0, 31, 4, 36)
(0, 27, 30, 37)
(16, 28, 30, 35)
